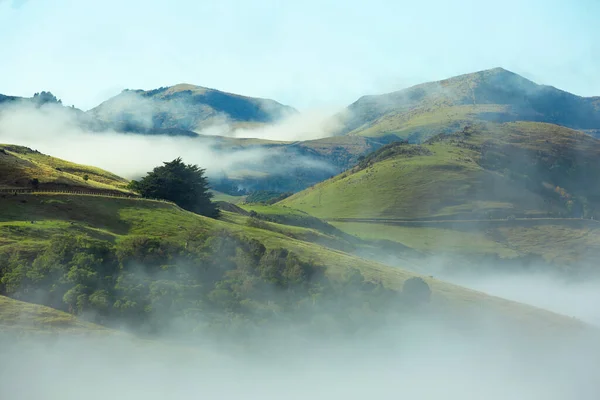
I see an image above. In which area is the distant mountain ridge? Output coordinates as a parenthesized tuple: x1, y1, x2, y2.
(339, 67, 600, 141)
(3, 69, 600, 195)
(89, 83, 297, 134)
(0, 87, 388, 194)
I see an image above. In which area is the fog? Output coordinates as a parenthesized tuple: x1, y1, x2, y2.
(439, 268, 600, 327)
(230, 108, 343, 141)
(370, 249, 600, 328)
(1, 304, 599, 400)
(91, 89, 340, 142)
(0, 101, 338, 179)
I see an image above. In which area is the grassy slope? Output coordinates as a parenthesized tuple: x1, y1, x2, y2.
(280, 140, 546, 220)
(0, 193, 584, 330)
(331, 222, 518, 257)
(280, 122, 600, 262)
(0, 295, 108, 334)
(349, 104, 507, 140)
(330, 221, 600, 265)
(282, 121, 600, 219)
(0, 144, 130, 192)
(210, 190, 247, 204)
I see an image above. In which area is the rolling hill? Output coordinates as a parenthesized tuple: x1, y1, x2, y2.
(0, 190, 586, 333)
(0, 144, 130, 192)
(283, 121, 600, 219)
(89, 84, 297, 135)
(338, 67, 600, 142)
(0, 145, 586, 335)
(280, 121, 600, 264)
(0, 295, 109, 334)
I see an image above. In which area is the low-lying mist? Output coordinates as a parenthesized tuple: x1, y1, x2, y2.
(440, 268, 600, 326)
(1, 306, 599, 400)
(373, 250, 600, 328)
(3, 226, 599, 399)
(0, 101, 340, 180)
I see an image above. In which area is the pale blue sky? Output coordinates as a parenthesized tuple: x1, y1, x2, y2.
(0, 0, 598, 110)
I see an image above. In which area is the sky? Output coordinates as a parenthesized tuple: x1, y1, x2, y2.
(0, 0, 598, 111)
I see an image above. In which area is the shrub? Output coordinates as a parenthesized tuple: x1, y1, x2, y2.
(402, 277, 431, 304)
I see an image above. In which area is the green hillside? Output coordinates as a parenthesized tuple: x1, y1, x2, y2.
(0, 192, 585, 334)
(0, 295, 108, 334)
(339, 68, 600, 142)
(0, 144, 130, 192)
(282, 122, 600, 219)
(280, 121, 600, 264)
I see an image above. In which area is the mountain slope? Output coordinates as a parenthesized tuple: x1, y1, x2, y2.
(0, 144, 582, 331)
(0, 190, 587, 333)
(0, 295, 108, 334)
(339, 68, 600, 142)
(280, 121, 600, 264)
(89, 84, 297, 134)
(282, 121, 600, 220)
(0, 144, 130, 192)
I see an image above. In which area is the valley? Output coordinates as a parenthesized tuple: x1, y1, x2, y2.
(1, 68, 600, 397)
(3, 2, 600, 397)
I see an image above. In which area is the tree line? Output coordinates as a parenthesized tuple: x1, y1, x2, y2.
(0, 230, 431, 340)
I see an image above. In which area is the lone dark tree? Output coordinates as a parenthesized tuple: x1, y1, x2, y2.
(29, 178, 40, 189)
(130, 157, 220, 218)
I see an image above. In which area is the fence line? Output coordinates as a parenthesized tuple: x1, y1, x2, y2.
(0, 188, 177, 205)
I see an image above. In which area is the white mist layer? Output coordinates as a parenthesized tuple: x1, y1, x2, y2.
(1, 315, 599, 400)
(0, 102, 338, 179)
(440, 271, 600, 326)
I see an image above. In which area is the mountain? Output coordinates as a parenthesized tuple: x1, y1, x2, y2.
(89, 84, 298, 135)
(0, 88, 390, 193)
(283, 121, 600, 220)
(280, 121, 600, 265)
(339, 67, 600, 142)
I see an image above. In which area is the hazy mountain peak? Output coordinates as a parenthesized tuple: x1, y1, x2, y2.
(340, 68, 600, 140)
(90, 84, 297, 134)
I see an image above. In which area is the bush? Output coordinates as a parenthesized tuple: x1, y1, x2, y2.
(402, 277, 431, 304)
(246, 217, 269, 230)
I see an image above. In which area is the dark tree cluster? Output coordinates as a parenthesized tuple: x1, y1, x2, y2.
(0, 232, 420, 339)
(32, 91, 62, 106)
